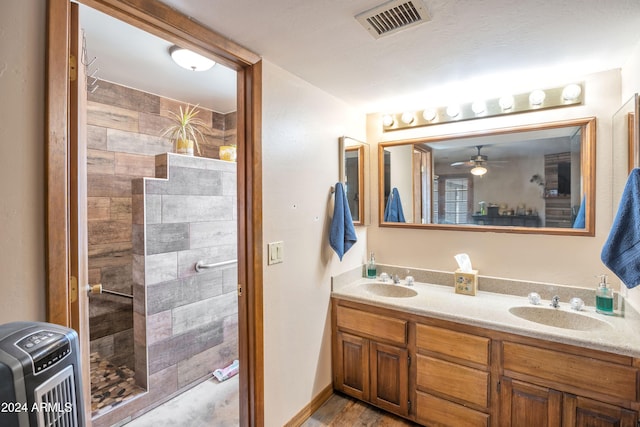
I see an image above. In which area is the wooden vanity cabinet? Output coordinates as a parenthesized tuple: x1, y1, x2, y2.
(333, 302, 410, 417)
(331, 297, 640, 427)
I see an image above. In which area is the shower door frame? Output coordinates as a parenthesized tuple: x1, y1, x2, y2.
(45, 1, 264, 425)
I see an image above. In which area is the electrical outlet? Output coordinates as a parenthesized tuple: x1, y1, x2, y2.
(267, 241, 284, 265)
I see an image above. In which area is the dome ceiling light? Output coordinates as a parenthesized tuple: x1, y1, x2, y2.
(170, 46, 216, 71)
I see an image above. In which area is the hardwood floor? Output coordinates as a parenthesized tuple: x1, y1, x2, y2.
(301, 393, 419, 426)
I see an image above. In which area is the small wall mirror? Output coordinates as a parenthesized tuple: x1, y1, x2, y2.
(378, 117, 596, 235)
(339, 137, 366, 225)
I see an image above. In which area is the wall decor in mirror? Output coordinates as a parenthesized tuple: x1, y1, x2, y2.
(378, 117, 596, 235)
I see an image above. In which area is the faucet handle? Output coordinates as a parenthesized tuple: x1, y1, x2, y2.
(379, 272, 390, 282)
(570, 297, 584, 311)
(550, 295, 560, 308)
(528, 292, 541, 305)
(405, 276, 415, 286)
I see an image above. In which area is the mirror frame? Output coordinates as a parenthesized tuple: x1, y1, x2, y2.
(345, 145, 365, 225)
(378, 117, 596, 236)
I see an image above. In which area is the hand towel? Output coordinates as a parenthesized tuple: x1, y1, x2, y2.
(601, 168, 640, 289)
(329, 182, 357, 261)
(572, 195, 586, 228)
(384, 188, 406, 222)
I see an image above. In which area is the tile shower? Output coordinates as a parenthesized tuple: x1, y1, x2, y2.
(86, 80, 238, 426)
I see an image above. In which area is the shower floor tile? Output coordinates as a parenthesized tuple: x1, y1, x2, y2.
(90, 352, 144, 416)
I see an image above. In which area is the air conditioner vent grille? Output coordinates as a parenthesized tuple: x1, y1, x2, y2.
(356, 0, 430, 39)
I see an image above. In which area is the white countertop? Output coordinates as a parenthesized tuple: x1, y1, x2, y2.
(332, 278, 640, 358)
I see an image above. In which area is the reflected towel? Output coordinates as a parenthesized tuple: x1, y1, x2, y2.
(572, 195, 586, 228)
(384, 188, 406, 222)
(601, 169, 640, 288)
(213, 359, 239, 382)
(329, 182, 357, 261)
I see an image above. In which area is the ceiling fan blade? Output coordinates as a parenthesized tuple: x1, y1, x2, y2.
(451, 160, 474, 167)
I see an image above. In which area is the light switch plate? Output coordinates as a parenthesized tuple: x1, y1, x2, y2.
(268, 241, 284, 265)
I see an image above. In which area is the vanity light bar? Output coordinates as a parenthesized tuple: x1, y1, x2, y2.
(382, 83, 584, 132)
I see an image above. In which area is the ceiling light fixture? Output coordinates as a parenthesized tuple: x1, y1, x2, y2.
(170, 46, 216, 71)
(470, 165, 488, 176)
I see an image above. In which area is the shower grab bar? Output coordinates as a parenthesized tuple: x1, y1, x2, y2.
(195, 259, 238, 272)
(87, 284, 133, 299)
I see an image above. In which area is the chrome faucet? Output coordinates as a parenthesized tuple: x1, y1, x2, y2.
(392, 274, 400, 284)
(550, 295, 560, 308)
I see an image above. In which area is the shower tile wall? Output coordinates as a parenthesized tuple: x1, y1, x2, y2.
(86, 79, 236, 371)
(99, 153, 238, 427)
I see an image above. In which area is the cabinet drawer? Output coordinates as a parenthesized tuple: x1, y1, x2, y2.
(416, 355, 489, 408)
(502, 342, 638, 401)
(416, 323, 490, 366)
(336, 305, 407, 346)
(416, 391, 489, 427)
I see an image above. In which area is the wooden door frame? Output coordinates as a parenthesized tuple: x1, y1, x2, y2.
(45, 1, 264, 425)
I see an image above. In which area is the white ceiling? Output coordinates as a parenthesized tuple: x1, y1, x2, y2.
(81, 0, 640, 114)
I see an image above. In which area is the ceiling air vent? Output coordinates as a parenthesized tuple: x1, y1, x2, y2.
(355, 0, 431, 39)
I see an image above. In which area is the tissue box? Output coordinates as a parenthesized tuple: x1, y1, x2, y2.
(454, 269, 478, 296)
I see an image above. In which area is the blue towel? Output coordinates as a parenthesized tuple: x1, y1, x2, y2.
(601, 169, 640, 289)
(572, 195, 586, 228)
(329, 182, 357, 261)
(384, 188, 406, 222)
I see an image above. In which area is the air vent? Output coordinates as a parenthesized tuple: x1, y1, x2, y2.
(355, 0, 431, 39)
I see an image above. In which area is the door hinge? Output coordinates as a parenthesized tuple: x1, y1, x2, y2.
(407, 354, 411, 367)
(408, 399, 412, 411)
(69, 276, 78, 304)
(497, 380, 501, 393)
(237, 283, 243, 297)
(69, 54, 77, 82)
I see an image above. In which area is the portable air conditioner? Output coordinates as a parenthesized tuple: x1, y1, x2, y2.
(0, 321, 85, 427)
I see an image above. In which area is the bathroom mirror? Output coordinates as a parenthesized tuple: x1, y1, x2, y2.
(612, 94, 639, 212)
(378, 117, 596, 235)
(339, 137, 367, 225)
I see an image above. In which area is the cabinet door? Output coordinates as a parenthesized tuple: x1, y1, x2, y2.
(369, 341, 409, 416)
(334, 331, 369, 401)
(563, 394, 638, 427)
(500, 377, 562, 427)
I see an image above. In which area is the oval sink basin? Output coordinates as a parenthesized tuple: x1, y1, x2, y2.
(362, 283, 418, 298)
(509, 306, 611, 331)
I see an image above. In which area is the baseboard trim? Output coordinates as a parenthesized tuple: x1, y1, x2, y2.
(284, 384, 334, 427)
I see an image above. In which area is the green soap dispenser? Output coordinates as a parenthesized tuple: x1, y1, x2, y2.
(367, 252, 377, 279)
(595, 274, 614, 315)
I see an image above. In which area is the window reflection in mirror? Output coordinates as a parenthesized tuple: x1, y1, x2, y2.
(379, 117, 596, 235)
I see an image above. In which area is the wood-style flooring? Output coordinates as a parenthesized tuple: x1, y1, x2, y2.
(301, 393, 419, 426)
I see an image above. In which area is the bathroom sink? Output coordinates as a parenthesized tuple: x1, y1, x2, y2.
(508, 306, 611, 331)
(362, 283, 418, 298)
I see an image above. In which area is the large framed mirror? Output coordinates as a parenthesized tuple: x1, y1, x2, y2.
(378, 117, 596, 235)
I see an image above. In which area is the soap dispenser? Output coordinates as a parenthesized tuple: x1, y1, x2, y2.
(595, 274, 614, 315)
(367, 252, 377, 279)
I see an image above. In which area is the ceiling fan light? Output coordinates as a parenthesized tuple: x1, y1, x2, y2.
(170, 46, 216, 71)
(470, 165, 487, 176)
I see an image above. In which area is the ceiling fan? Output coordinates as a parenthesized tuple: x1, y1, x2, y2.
(451, 145, 491, 176)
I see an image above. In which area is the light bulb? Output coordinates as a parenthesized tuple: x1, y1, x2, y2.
(471, 100, 486, 115)
(422, 108, 437, 121)
(382, 114, 395, 127)
(401, 112, 415, 124)
(499, 95, 514, 111)
(446, 105, 460, 118)
(470, 165, 487, 176)
(562, 84, 582, 101)
(529, 90, 546, 106)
